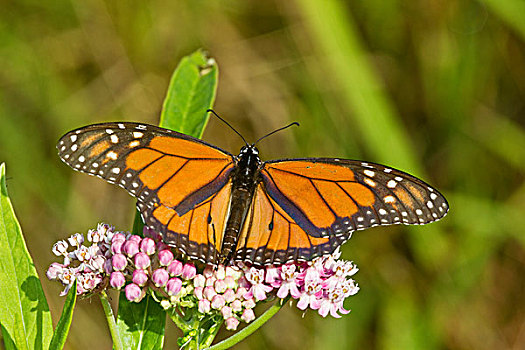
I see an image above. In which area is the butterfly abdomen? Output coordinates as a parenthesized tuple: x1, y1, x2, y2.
(219, 146, 262, 264)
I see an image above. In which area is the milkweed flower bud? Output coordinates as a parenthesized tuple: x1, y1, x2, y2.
(211, 294, 225, 310)
(193, 274, 206, 288)
(110, 271, 126, 289)
(221, 305, 233, 319)
(198, 299, 211, 314)
(214, 279, 227, 294)
(241, 308, 255, 323)
(203, 286, 216, 301)
(140, 237, 156, 255)
(194, 286, 204, 300)
(152, 268, 169, 288)
(127, 235, 142, 244)
(112, 253, 127, 271)
(123, 240, 139, 257)
(133, 269, 149, 287)
(166, 278, 182, 296)
(111, 239, 124, 254)
(112, 233, 126, 243)
(134, 252, 151, 269)
(167, 260, 183, 276)
(225, 317, 240, 331)
(181, 263, 196, 280)
(223, 288, 236, 303)
(125, 283, 144, 302)
(158, 249, 174, 266)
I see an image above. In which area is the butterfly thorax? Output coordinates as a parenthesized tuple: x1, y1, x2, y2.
(219, 146, 262, 264)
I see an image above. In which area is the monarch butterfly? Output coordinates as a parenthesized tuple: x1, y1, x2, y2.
(57, 112, 448, 266)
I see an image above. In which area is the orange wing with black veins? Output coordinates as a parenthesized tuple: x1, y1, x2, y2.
(234, 158, 448, 266)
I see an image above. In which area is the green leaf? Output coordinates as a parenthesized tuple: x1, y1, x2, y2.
(49, 280, 77, 350)
(116, 294, 166, 350)
(0, 163, 53, 349)
(159, 49, 218, 137)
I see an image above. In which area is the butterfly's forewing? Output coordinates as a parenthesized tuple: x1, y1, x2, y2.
(57, 122, 235, 231)
(235, 158, 448, 265)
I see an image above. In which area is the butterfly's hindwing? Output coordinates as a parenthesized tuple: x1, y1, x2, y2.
(138, 180, 233, 265)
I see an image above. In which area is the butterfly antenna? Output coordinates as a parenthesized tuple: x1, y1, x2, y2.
(254, 122, 300, 146)
(207, 109, 249, 146)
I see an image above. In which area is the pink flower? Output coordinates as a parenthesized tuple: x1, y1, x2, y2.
(52, 240, 68, 256)
(241, 308, 255, 323)
(112, 233, 126, 243)
(245, 267, 272, 301)
(203, 286, 216, 301)
(265, 266, 281, 286)
(152, 268, 169, 287)
(110, 271, 126, 289)
(242, 299, 256, 309)
(198, 299, 211, 313)
(194, 286, 204, 300)
(318, 287, 350, 318)
(133, 252, 151, 269)
(211, 295, 226, 310)
(214, 279, 227, 294)
(112, 253, 127, 271)
(224, 275, 236, 289)
(89, 255, 105, 272)
(140, 237, 156, 255)
(46, 262, 65, 280)
(111, 239, 125, 254)
(68, 233, 84, 246)
(275, 265, 301, 299)
(221, 305, 233, 319)
(133, 269, 149, 287)
(231, 299, 242, 312)
(297, 269, 323, 310)
(167, 260, 183, 276)
(123, 240, 139, 257)
(125, 283, 145, 302)
(127, 235, 142, 244)
(223, 288, 236, 303)
(158, 250, 174, 266)
(166, 278, 182, 296)
(215, 265, 226, 280)
(193, 274, 206, 288)
(181, 263, 196, 280)
(87, 229, 103, 243)
(225, 317, 240, 331)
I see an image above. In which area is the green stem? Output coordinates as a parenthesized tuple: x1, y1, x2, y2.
(169, 308, 191, 332)
(204, 296, 291, 350)
(99, 292, 124, 350)
(199, 316, 223, 348)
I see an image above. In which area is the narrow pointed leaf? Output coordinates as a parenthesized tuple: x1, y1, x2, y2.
(49, 280, 77, 350)
(0, 163, 53, 349)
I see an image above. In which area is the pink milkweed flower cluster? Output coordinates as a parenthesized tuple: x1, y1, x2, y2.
(48, 223, 360, 331)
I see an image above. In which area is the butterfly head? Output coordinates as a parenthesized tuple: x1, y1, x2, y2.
(237, 145, 262, 172)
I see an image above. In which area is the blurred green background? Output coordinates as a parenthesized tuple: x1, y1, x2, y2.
(1, 0, 524, 349)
